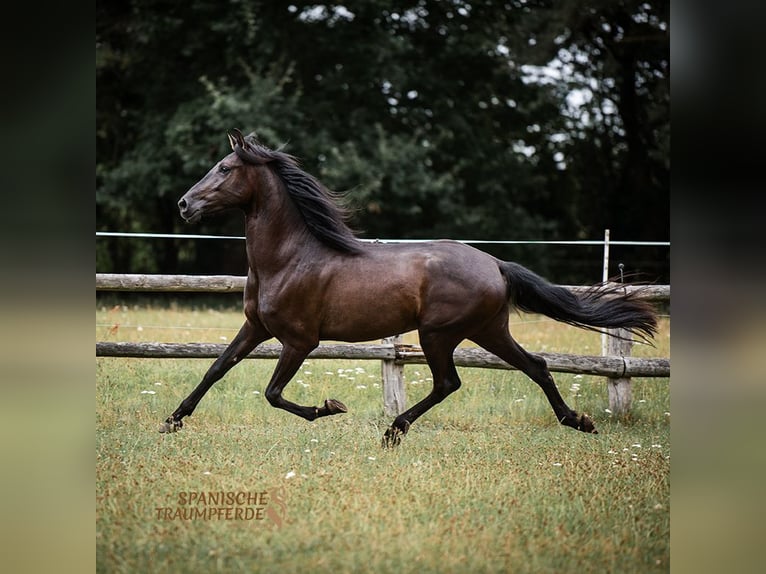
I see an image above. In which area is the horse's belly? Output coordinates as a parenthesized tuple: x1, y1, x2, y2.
(319, 284, 420, 342)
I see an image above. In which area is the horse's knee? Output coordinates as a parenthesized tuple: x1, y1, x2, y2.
(445, 377, 461, 394)
(434, 376, 461, 401)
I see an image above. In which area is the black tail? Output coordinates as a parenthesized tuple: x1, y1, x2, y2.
(499, 262, 658, 342)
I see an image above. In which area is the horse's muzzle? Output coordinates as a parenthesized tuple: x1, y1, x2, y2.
(178, 197, 201, 223)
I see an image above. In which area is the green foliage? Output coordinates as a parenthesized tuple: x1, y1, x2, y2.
(97, 1, 669, 283)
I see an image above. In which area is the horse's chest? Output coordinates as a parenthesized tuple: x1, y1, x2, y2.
(254, 283, 319, 334)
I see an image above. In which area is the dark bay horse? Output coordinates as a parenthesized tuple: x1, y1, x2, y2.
(160, 129, 657, 446)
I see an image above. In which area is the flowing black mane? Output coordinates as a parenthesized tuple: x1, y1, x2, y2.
(233, 135, 362, 255)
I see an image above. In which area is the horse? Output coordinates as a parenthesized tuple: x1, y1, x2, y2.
(160, 129, 657, 446)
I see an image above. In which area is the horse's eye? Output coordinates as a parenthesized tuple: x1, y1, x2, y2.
(219, 165, 231, 174)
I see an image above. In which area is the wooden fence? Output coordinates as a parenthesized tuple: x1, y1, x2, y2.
(96, 274, 670, 416)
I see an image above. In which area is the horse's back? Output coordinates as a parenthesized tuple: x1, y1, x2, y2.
(367, 240, 509, 331)
(391, 240, 504, 287)
(315, 240, 507, 340)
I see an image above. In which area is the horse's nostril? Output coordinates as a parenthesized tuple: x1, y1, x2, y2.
(178, 198, 187, 210)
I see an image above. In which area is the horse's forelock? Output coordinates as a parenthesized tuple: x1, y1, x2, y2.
(233, 144, 265, 165)
(234, 137, 301, 171)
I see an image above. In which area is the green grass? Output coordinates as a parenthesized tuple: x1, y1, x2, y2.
(97, 304, 670, 573)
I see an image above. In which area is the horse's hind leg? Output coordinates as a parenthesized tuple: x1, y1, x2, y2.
(159, 319, 270, 433)
(382, 331, 463, 447)
(470, 321, 598, 434)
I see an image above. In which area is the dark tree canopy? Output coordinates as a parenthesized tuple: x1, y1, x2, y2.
(97, 0, 669, 283)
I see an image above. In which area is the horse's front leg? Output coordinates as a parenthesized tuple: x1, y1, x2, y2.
(264, 344, 348, 421)
(159, 319, 271, 433)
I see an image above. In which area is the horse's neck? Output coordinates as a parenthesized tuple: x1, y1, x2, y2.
(244, 173, 315, 275)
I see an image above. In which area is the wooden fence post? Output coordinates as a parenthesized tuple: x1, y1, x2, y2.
(606, 327, 633, 415)
(600, 238, 634, 416)
(381, 335, 406, 416)
(600, 229, 610, 357)
(605, 260, 633, 415)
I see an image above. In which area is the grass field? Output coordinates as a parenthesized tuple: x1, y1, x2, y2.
(96, 302, 670, 573)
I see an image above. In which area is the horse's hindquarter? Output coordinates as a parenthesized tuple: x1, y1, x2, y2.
(319, 241, 508, 341)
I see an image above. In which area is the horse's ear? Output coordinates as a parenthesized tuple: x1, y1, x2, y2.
(227, 129, 245, 151)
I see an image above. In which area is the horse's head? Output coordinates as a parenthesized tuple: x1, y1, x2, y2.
(178, 129, 258, 223)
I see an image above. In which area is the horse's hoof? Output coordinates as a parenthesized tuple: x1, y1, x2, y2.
(381, 427, 402, 448)
(325, 399, 347, 415)
(578, 414, 598, 434)
(159, 418, 182, 433)
(381, 421, 409, 448)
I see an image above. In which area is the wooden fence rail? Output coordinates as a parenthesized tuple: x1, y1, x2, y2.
(96, 273, 670, 300)
(96, 273, 670, 416)
(96, 341, 670, 378)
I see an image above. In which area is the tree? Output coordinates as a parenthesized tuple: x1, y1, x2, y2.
(97, 0, 669, 283)
(513, 0, 670, 276)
